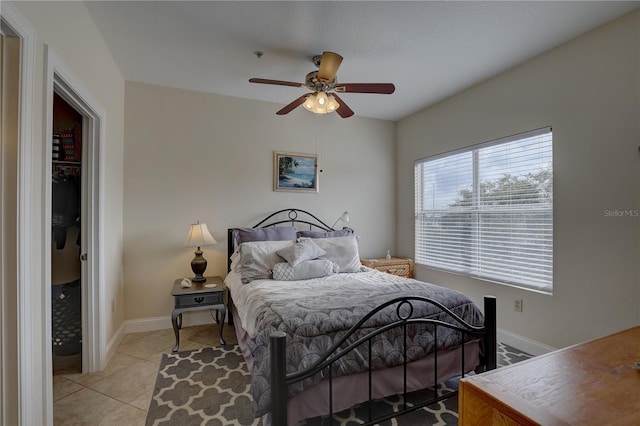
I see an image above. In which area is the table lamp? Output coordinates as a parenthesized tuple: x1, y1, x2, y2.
(185, 221, 217, 282)
(331, 211, 350, 229)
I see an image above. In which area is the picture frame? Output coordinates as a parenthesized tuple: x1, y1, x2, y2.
(273, 151, 319, 193)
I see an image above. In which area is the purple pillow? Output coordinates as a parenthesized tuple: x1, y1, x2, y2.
(296, 229, 354, 239)
(235, 226, 297, 244)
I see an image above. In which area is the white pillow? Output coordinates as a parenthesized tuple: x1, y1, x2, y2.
(237, 240, 295, 283)
(304, 235, 363, 273)
(230, 250, 241, 272)
(272, 260, 338, 281)
(276, 238, 327, 266)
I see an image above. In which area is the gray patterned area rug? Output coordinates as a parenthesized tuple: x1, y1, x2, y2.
(146, 343, 531, 426)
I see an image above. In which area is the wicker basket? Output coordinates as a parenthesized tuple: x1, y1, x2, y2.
(361, 257, 414, 278)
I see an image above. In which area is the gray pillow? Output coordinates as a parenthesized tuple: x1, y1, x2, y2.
(296, 228, 354, 239)
(237, 240, 295, 283)
(272, 260, 338, 281)
(235, 226, 297, 244)
(276, 238, 327, 266)
(306, 235, 362, 273)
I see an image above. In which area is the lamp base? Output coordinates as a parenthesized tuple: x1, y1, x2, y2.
(192, 275, 206, 283)
(191, 247, 207, 283)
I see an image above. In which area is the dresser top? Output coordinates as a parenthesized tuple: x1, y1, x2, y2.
(461, 326, 640, 425)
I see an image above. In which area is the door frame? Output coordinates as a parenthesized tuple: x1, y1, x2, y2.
(2, 4, 106, 424)
(0, 3, 36, 425)
(44, 45, 106, 378)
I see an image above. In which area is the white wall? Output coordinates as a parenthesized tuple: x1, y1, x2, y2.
(123, 82, 396, 320)
(397, 10, 640, 349)
(8, 1, 125, 422)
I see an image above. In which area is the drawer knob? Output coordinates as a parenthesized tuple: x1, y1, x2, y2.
(194, 297, 204, 304)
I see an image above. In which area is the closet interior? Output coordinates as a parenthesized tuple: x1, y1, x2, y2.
(51, 93, 82, 374)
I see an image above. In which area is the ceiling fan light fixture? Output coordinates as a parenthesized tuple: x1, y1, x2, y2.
(249, 51, 393, 118)
(303, 96, 315, 110)
(327, 95, 339, 112)
(303, 92, 340, 115)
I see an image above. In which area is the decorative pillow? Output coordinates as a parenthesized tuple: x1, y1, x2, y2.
(230, 250, 241, 272)
(276, 238, 327, 267)
(234, 226, 297, 244)
(296, 228, 354, 239)
(237, 240, 295, 283)
(272, 259, 338, 281)
(306, 235, 363, 273)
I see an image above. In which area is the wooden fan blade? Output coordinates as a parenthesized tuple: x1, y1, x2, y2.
(276, 94, 309, 115)
(334, 83, 395, 94)
(331, 94, 354, 118)
(249, 78, 306, 88)
(317, 51, 343, 83)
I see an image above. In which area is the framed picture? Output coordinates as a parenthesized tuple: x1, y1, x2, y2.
(273, 151, 319, 193)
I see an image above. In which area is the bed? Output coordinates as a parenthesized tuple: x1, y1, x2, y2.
(225, 209, 497, 425)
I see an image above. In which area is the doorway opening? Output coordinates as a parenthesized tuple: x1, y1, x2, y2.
(51, 93, 83, 373)
(44, 46, 105, 384)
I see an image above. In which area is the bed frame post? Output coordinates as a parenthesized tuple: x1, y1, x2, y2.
(227, 229, 234, 272)
(271, 331, 288, 426)
(483, 295, 497, 371)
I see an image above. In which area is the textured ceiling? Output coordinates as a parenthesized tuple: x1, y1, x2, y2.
(85, 1, 639, 121)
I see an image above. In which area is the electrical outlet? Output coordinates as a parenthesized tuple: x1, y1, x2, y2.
(112, 299, 116, 314)
(514, 298, 523, 312)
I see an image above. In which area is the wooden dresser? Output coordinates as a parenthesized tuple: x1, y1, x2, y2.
(459, 326, 640, 425)
(360, 257, 414, 278)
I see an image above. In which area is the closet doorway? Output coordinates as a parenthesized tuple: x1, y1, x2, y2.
(51, 93, 83, 373)
(45, 46, 105, 379)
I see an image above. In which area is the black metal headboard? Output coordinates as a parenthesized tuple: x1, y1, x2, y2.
(227, 208, 342, 272)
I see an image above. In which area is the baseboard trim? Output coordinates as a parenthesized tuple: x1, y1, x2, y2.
(123, 311, 216, 334)
(105, 322, 125, 368)
(498, 328, 556, 356)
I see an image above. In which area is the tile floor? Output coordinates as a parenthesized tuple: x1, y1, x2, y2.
(53, 322, 237, 425)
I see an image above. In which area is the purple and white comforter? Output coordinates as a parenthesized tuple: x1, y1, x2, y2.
(226, 269, 484, 417)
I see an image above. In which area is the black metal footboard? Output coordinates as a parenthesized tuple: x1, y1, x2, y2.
(270, 295, 497, 425)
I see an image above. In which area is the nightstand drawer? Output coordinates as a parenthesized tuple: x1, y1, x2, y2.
(174, 292, 223, 308)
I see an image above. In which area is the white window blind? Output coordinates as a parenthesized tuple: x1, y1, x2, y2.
(414, 128, 553, 293)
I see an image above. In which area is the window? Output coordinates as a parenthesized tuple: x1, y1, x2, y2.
(414, 128, 553, 293)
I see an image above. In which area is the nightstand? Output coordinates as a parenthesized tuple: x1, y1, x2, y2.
(360, 257, 414, 278)
(170, 276, 226, 352)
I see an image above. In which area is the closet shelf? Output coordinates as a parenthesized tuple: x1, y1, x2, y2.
(53, 160, 81, 166)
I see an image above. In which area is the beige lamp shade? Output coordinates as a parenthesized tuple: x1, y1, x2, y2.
(185, 221, 217, 283)
(184, 222, 217, 247)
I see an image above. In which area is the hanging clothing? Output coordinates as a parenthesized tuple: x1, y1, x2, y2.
(51, 227, 81, 286)
(52, 174, 80, 249)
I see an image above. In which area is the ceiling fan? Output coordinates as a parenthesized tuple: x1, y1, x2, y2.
(249, 51, 395, 118)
